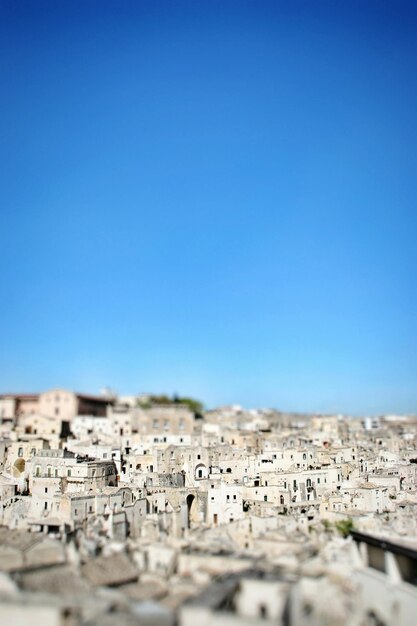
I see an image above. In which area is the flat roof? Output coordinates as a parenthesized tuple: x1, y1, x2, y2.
(0, 393, 39, 399)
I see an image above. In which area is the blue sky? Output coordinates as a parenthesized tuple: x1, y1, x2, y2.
(1, 1, 416, 414)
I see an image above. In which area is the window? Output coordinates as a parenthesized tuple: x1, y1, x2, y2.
(67, 469, 72, 477)
(303, 603, 313, 617)
(47, 466, 52, 477)
(264, 495, 268, 502)
(18, 447, 23, 457)
(35, 466, 40, 477)
(44, 502, 47, 510)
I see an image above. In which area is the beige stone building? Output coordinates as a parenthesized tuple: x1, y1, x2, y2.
(0, 394, 38, 420)
(0, 389, 113, 422)
(38, 389, 113, 420)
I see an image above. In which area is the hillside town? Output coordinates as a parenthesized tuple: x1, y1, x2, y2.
(0, 388, 416, 625)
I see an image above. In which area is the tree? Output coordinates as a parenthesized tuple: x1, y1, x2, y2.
(176, 396, 204, 415)
(136, 393, 204, 416)
(335, 518, 354, 538)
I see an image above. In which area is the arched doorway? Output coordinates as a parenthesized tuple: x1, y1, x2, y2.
(13, 458, 25, 477)
(186, 494, 195, 529)
(195, 463, 206, 480)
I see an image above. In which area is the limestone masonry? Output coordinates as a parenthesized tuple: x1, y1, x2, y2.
(0, 389, 416, 625)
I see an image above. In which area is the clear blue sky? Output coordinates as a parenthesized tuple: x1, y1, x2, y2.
(1, 1, 416, 414)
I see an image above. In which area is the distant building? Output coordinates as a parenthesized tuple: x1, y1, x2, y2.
(0, 388, 114, 422)
(0, 394, 38, 420)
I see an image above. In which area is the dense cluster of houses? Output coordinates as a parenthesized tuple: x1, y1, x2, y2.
(0, 389, 416, 625)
